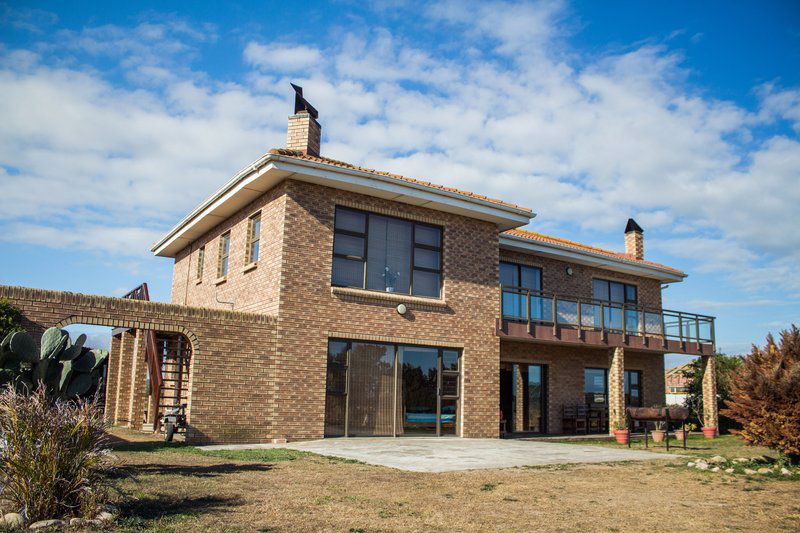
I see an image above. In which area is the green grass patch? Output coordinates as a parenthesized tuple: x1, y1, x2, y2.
(110, 441, 311, 462)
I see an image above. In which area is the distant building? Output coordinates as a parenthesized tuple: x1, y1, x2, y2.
(665, 362, 692, 405)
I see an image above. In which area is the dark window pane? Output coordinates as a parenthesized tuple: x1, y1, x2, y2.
(415, 225, 441, 247)
(592, 279, 608, 300)
(440, 398, 457, 435)
(609, 282, 625, 303)
(500, 262, 519, 286)
(414, 247, 440, 270)
(335, 208, 366, 233)
(442, 373, 459, 397)
(250, 241, 259, 263)
(366, 215, 412, 294)
(332, 257, 364, 287)
(585, 368, 607, 406)
(413, 270, 440, 297)
(520, 266, 541, 290)
(328, 341, 349, 365)
(333, 233, 365, 258)
(326, 365, 347, 394)
(442, 350, 459, 371)
(626, 284, 637, 303)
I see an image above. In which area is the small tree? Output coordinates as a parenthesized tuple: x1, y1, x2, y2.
(0, 298, 23, 340)
(721, 326, 800, 464)
(682, 353, 743, 433)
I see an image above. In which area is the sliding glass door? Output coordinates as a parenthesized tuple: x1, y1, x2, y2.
(500, 363, 547, 434)
(325, 339, 461, 437)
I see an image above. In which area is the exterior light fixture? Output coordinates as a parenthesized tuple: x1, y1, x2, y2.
(566, 267, 573, 276)
(396, 303, 407, 315)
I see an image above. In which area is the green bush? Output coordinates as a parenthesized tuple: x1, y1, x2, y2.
(0, 298, 22, 341)
(0, 384, 110, 522)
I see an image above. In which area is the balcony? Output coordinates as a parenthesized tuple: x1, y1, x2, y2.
(496, 286, 715, 356)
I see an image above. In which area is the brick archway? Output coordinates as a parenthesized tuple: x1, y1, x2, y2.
(0, 285, 278, 444)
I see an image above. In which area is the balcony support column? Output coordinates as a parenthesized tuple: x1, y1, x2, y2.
(608, 347, 625, 435)
(701, 354, 719, 437)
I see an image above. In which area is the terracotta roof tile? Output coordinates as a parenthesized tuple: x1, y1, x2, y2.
(269, 148, 531, 212)
(503, 228, 685, 275)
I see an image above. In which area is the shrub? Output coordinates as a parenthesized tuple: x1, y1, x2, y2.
(721, 325, 800, 464)
(0, 298, 22, 341)
(0, 384, 110, 522)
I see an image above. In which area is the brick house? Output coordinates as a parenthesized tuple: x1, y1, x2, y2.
(129, 86, 718, 442)
(665, 362, 692, 406)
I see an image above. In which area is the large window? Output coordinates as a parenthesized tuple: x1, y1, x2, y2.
(324, 339, 460, 437)
(500, 262, 542, 320)
(331, 207, 442, 298)
(584, 368, 608, 407)
(592, 278, 638, 332)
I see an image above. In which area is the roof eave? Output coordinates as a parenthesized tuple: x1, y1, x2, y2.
(151, 153, 534, 257)
(499, 233, 686, 283)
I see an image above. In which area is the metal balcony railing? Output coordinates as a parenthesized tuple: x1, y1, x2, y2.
(500, 286, 715, 347)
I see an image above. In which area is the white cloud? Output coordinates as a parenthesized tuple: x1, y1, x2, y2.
(0, 1, 798, 308)
(244, 43, 322, 72)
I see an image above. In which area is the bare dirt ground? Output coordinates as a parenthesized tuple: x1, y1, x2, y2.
(108, 429, 799, 532)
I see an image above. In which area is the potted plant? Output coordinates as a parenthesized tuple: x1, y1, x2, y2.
(674, 422, 696, 441)
(613, 418, 629, 444)
(651, 421, 666, 443)
(702, 426, 718, 439)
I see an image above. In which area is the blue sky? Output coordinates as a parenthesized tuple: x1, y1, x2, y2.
(0, 1, 798, 367)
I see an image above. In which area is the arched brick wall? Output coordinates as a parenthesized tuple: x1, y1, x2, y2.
(0, 285, 279, 444)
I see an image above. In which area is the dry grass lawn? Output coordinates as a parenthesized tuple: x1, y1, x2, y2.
(107, 430, 799, 532)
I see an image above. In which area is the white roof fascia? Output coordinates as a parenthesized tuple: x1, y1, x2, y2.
(500, 233, 686, 283)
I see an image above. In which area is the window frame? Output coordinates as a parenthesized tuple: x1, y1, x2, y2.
(196, 246, 205, 281)
(331, 206, 443, 298)
(217, 231, 231, 278)
(245, 212, 261, 265)
(592, 278, 638, 304)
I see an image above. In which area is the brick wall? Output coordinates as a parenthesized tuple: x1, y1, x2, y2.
(0, 285, 279, 444)
(171, 182, 286, 315)
(273, 180, 502, 439)
(500, 340, 665, 434)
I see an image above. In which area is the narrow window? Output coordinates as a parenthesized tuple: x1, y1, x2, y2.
(196, 246, 205, 280)
(217, 232, 231, 278)
(246, 212, 261, 264)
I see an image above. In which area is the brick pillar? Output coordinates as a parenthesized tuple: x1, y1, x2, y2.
(514, 364, 524, 432)
(127, 330, 149, 429)
(114, 330, 136, 426)
(608, 347, 625, 435)
(104, 333, 122, 423)
(701, 354, 718, 434)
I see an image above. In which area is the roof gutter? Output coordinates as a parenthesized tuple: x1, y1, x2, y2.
(499, 233, 686, 283)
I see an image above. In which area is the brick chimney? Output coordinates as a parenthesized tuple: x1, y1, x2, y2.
(624, 218, 644, 260)
(286, 83, 321, 156)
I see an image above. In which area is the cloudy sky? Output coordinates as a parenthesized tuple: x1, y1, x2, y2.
(0, 1, 798, 364)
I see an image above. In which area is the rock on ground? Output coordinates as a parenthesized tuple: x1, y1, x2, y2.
(707, 455, 727, 465)
(29, 519, 66, 530)
(2, 513, 24, 528)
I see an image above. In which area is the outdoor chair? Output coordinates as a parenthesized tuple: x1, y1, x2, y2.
(562, 405, 588, 434)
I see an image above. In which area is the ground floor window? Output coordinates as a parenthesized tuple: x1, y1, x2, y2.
(500, 363, 547, 434)
(624, 369, 642, 407)
(324, 339, 461, 437)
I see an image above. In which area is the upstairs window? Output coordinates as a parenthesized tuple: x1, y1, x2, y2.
(246, 212, 261, 264)
(593, 278, 638, 331)
(217, 232, 231, 278)
(331, 207, 442, 298)
(500, 262, 542, 319)
(196, 246, 205, 280)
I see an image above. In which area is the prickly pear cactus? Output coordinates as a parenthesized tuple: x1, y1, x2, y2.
(0, 329, 108, 400)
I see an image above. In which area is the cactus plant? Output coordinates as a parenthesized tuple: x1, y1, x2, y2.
(0, 328, 108, 401)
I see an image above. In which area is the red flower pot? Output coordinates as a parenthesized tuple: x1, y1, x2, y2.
(614, 429, 630, 444)
(702, 426, 717, 439)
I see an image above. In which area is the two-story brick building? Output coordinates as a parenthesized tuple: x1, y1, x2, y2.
(119, 86, 716, 443)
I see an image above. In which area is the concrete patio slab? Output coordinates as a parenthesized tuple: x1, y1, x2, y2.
(200, 438, 679, 472)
